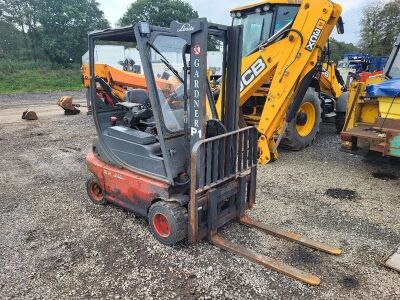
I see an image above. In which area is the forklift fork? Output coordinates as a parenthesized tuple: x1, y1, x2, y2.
(189, 127, 342, 285)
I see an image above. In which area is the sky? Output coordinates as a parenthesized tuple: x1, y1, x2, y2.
(97, 0, 379, 44)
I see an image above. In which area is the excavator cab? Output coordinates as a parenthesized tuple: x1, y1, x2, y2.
(231, 2, 300, 57)
(86, 18, 341, 286)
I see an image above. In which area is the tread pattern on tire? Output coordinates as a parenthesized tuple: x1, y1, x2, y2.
(86, 176, 108, 206)
(280, 88, 322, 151)
(149, 201, 188, 246)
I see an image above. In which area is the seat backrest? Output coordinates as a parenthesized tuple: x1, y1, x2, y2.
(125, 89, 150, 107)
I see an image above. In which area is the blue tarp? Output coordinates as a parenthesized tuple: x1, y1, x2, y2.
(366, 77, 400, 98)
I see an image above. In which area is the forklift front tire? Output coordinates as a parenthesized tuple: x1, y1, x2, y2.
(86, 176, 107, 206)
(148, 201, 187, 246)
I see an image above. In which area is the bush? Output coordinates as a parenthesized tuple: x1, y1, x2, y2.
(0, 59, 82, 93)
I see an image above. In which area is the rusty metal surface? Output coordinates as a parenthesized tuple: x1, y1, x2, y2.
(374, 118, 400, 131)
(210, 234, 321, 286)
(240, 215, 342, 255)
(86, 151, 170, 217)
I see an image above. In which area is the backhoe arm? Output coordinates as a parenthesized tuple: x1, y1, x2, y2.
(82, 64, 178, 101)
(220, 0, 342, 164)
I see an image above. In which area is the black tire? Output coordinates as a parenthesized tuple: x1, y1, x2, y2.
(86, 176, 107, 205)
(148, 201, 187, 246)
(280, 88, 322, 151)
(335, 112, 346, 134)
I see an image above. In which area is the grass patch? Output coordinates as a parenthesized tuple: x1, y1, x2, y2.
(0, 59, 83, 94)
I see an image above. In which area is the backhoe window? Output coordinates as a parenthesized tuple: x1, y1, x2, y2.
(387, 49, 400, 79)
(233, 12, 273, 56)
(273, 6, 299, 34)
(150, 35, 187, 133)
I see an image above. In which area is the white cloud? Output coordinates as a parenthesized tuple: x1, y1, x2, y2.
(98, 0, 380, 44)
(100, 0, 131, 27)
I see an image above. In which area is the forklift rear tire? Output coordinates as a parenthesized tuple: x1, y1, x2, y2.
(148, 201, 187, 246)
(86, 176, 107, 206)
(280, 88, 322, 151)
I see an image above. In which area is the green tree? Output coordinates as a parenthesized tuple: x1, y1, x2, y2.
(119, 0, 198, 27)
(378, 0, 400, 55)
(37, 0, 109, 64)
(0, 0, 41, 59)
(360, 0, 400, 56)
(0, 21, 25, 58)
(329, 38, 361, 63)
(0, 0, 109, 64)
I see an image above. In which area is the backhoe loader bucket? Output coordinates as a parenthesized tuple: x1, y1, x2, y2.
(189, 126, 342, 285)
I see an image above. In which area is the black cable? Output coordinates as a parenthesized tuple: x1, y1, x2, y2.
(279, 29, 304, 83)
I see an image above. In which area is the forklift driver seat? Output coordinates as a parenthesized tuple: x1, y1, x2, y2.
(125, 89, 151, 108)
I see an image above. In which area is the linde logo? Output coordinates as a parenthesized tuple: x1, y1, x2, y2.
(240, 57, 267, 92)
(306, 19, 326, 52)
(178, 24, 194, 32)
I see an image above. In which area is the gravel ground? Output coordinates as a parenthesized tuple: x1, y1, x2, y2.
(0, 91, 399, 300)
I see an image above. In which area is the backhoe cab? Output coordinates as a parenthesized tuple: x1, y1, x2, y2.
(226, 0, 345, 163)
(85, 19, 341, 286)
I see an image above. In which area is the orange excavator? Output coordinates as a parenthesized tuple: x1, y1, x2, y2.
(82, 64, 180, 109)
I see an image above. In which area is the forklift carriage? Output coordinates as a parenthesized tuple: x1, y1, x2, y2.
(86, 19, 341, 285)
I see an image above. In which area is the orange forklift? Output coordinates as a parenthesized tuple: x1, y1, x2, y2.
(85, 19, 341, 285)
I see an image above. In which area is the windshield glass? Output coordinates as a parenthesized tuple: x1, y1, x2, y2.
(233, 12, 273, 56)
(150, 35, 187, 132)
(274, 6, 299, 34)
(387, 49, 400, 78)
(233, 5, 299, 57)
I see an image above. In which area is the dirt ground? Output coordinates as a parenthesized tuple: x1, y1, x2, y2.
(0, 91, 399, 300)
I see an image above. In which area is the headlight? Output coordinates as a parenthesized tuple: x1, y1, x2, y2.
(138, 21, 150, 35)
(255, 7, 261, 14)
(236, 12, 242, 18)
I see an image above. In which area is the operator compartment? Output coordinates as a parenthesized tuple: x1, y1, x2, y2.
(87, 26, 188, 180)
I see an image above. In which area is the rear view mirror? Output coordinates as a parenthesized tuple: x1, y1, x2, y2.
(336, 17, 344, 34)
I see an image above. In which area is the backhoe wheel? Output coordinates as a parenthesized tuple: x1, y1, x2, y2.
(281, 88, 322, 151)
(335, 112, 346, 134)
(148, 201, 187, 246)
(86, 176, 107, 205)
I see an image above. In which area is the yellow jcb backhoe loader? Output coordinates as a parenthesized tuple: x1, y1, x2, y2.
(219, 0, 345, 162)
